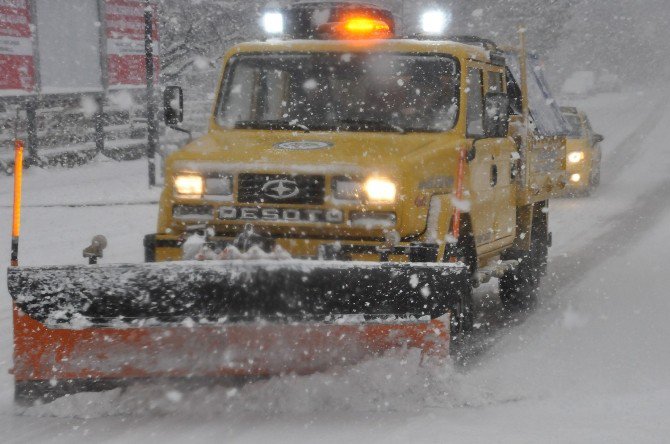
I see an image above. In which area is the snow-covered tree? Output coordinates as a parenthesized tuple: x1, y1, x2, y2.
(448, 0, 579, 55)
(157, 0, 262, 83)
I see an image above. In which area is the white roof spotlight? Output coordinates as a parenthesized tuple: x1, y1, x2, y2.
(420, 9, 451, 36)
(262, 11, 284, 36)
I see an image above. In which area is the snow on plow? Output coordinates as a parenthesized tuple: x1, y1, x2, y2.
(8, 260, 465, 404)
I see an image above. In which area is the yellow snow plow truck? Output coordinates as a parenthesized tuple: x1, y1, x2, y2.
(8, 3, 571, 404)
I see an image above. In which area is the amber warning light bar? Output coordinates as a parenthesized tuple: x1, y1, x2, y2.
(261, 2, 396, 40)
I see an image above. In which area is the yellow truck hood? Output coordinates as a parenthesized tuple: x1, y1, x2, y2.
(168, 129, 451, 176)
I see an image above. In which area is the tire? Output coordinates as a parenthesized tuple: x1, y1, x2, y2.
(15, 379, 123, 406)
(589, 164, 601, 189)
(441, 216, 476, 338)
(449, 284, 474, 338)
(144, 234, 157, 262)
(499, 202, 549, 310)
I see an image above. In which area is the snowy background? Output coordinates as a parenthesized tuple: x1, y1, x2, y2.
(158, 0, 670, 93)
(0, 1, 669, 442)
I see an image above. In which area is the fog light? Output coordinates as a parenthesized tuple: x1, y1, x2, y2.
(350, 212, 396, 229)
(173, 205, 214, 221)
(205, 175, 233, 197)
(262, 11, 284, 35)
(333, 177, 362, 200)
(420, 10, 451, 36)
(570, 173, 581, 183)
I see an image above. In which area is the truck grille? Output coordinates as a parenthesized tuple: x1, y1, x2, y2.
(238, 174, 326, 205)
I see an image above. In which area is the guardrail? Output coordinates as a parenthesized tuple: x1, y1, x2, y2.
(0, 93, 213, 175)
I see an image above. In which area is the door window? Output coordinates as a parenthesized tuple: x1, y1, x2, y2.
(487, 71, 504, 93)
(466, 68, 484, 137)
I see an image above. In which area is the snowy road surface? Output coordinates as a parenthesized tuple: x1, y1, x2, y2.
(0, 90, 668, 443)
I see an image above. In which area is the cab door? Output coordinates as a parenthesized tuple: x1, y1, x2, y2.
(485, 69, 516, 244)
(465, 65, 497, 249)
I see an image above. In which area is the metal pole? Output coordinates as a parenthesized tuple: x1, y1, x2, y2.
(96, 0, 108, 156)
(144, 0, 158, 187)
(518, 26, 531, 189)
(11, 139, 24, 267)
(25, 99, 39, 163)
(94, 95, 105, 155)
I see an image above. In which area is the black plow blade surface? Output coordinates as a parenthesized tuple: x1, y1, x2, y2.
(7, 260, 469, 327)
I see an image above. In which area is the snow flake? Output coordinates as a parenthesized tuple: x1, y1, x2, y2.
(165, 390, 183, 403)
(409, 274, 419, 288)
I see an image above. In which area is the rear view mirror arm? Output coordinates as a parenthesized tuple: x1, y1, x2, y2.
(169, 124, 193, 141)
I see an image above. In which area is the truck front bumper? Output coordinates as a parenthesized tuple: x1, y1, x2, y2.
(145, 234, 442, 263)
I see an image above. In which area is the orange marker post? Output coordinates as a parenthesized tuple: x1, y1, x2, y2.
(448, 146, 468, 262)
(11, 139, 24, 267)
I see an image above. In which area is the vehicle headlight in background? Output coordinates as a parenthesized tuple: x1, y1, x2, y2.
(364, 177, 396, 203)
(332, 177, 362, 200)
(174, 174, 204, 196)
(568, 151, 585, 163)
(205, 175, 233, 196)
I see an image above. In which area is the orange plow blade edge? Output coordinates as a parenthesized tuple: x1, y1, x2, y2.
(13, 306, 449, 403)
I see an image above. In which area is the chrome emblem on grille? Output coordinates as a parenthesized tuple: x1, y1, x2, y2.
(274, 141, 332, 150)
(262, 179, 300, 200)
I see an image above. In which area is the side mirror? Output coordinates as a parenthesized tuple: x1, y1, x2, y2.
(593, 134, 604, 144)
(483, 92, 510, 138)
(163, 86, 184, 127)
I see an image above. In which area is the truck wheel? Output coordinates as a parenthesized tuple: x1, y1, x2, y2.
(449, 284, 474, 338)
(15, 379, 124, 406)
(441, 217, 476, 338)
(144, 234, 157, 262)
(589, 164, 601, 189)
(499, 202, 549, 310)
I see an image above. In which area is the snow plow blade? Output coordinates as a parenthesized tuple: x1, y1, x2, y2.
(8, 260, 465, 403)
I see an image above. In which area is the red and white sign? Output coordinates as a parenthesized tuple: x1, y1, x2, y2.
(105, 0, 159, 87)
(0, 0, 35, 93)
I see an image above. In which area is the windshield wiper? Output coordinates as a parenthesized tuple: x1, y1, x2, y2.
(335, 119, 405, 134)
(234, 120, 310, 132)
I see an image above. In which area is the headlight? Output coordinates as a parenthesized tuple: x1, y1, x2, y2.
(567, 151, 585, 164)
(332, 177, 362, 200)
(364, 178, 396, 203)
(174, 174, 204, 196)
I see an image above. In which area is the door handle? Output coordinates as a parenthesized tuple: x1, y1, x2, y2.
(490, 164, 498, 187)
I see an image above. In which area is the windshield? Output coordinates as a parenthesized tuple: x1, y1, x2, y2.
(216, 52, 460, 133)
(563, 113, 584, 137)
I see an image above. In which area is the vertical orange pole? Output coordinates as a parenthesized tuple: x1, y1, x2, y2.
(11, 139, 24, 267)
(448, 146, 467, 262)
(451, 146, 467, 241)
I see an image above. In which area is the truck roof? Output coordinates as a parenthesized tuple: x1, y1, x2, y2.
(226, 38, 493, 64)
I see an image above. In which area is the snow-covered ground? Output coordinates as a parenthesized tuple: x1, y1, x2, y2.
(0, 89, 668, 442)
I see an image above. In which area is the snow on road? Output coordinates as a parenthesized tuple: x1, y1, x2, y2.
(0, 89, 668, 442)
